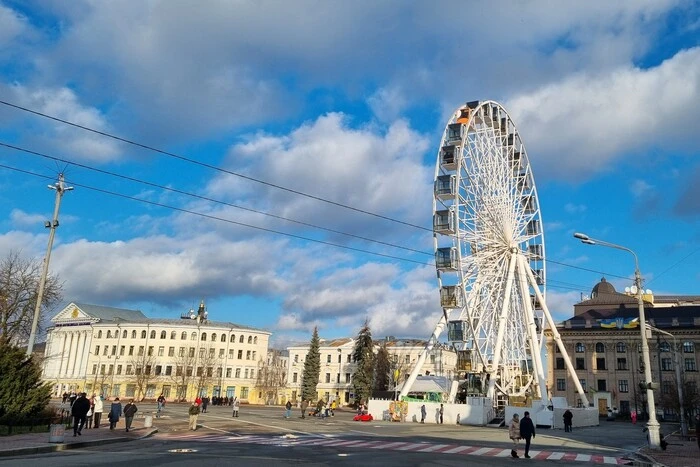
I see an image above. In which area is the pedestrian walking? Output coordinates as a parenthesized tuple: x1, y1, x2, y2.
(108, 397, 123, 430)
(93, 394, 104, 428)
(285, 400, 292, 419)
(631, 410, 637, 424)
(563, 409, 573, 432)
(232, 397, 240, 417)
(420, 404, 426, 423)
(71, 393, 91, 436)
(156, 394, 166, 418)
(189, 401, 200, 430)
(509, 413, 521, 458)
(519, 411, 536, 458)
(439, 404, 444, 424)
(300, 399, 309, 419)
(202, 396, 209, 413)
(123, 399, 138, 432)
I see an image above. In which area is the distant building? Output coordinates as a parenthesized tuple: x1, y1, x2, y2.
(285, 337, 456, 404)
(41, 301, 270, 403)
(545, 278, 700, 419)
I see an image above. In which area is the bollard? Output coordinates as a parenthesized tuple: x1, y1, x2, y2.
(49, 423, 65, 443)
(144, 413, 153, 428)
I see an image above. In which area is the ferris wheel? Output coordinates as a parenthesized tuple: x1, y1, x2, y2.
(400, 100, 588, 406)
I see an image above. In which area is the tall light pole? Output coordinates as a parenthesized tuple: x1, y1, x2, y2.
(573, 232, 661, 449)
(646, 324, 687, 436)
(26, 173, 73, 356)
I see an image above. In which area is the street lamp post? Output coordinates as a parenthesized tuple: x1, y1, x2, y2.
(573, 233, 661, 449)
(646, 324, 687, 436)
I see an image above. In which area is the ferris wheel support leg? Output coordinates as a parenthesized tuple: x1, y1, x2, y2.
(524, 264, 590, 408)
(486, 250, 519, 401)
(516, 254, 548, 405)
(399, 313, 448, 400)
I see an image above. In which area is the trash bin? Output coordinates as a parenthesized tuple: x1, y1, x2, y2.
(49, 423, 65, 443)
(144, 413, 153, 428)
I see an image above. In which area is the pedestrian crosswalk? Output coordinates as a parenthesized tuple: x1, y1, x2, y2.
(158, 432, 632, 464)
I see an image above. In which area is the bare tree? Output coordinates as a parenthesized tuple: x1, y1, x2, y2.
(128, 349, 157, 401)
(169, 346, 198, 401)
(255, 350, 287, 404)
(0, 250, 62, 346)
(194, 345, 218, 397)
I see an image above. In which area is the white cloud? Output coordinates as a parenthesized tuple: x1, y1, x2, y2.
(508, 47, 700, 181)
(630, 179, 653, 197)
(10, 209, 45, 228)
(0, 4, 26, 46)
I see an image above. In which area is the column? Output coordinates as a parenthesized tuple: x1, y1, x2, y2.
(76, 330, 88, 377)
(69, 332, 79, 376)
(57, 331, 67, 375)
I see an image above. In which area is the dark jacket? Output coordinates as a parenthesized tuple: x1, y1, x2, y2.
(109, 402, 123, 421)
(563, 410, 573, 423)
(124, 403, 138, 417)
(71, 397, 91, 417)
(189, 404, 200, 416)
(519, 416, 536, 437)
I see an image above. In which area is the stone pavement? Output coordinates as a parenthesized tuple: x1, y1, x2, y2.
(0, 416, 157, 457)
(638, 433, 699, 467)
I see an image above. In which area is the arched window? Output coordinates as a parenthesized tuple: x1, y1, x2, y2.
(191, 332, 197, 341)
(201, 333, 207, 341)
(132, 330, 137, 339)
(211, 333, 217, 342)
(247, 336, 252, 344)
(160, 331, 167, 339)
(221, 334, 226, 343)
(595, 342, 605, 353)
(230, 334, 236, 343)
(239, 335, 244, 343)
(616, 342, 626, 353)
(171, 331, 176, 339)
(141, 330, 147, 339)
(659, 342, 671, 352)
(181, 332, 187, 340)
(122, 330, 127, 338)
(98, 330, 103, 338)
(253, 336, 258, 344)
(150, 330, 156, 339)
(575, 343, 585, 353)
(683, 341, 695, 353)
(106, 330, 112, 338)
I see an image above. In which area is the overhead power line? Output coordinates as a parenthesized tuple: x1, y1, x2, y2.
(0, 163, 433, 267)
(0, 141, 432, 257)
(0, 99, 432, 232)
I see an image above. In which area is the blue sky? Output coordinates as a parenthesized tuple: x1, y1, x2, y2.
(0, 1, 698, 347)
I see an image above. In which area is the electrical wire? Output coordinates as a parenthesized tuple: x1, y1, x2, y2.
(0, 162, 433, 267)
(0, 99, 432, 232)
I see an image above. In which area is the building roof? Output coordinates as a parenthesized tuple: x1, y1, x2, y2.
(74, 302, 148, 322)
(559, 304, 700, 330)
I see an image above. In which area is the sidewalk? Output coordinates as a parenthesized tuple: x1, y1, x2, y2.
(0, 418, 158, 458)
(638, 434, 699, 467)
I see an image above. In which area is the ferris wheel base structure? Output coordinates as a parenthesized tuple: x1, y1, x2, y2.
(400, 100, 588, 410)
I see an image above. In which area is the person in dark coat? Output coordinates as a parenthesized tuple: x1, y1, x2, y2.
(420, 404, 427, 423)
(70, 392, 91, 436)
(123, 399, 138, 432)
(519, 411, 536, 459)
(108, 397, 123, 430)
(563, 409, 573, 432)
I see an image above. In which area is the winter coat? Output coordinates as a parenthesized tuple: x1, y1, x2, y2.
(301, 400, 309, 410)
(93, 397, 104, 413)
(189, 405, 200, 416)
(124, 403, 138, 417)
(108, 402, 123, 421)
(563, 410, 573, 424)
(509, 418, 521, 440)
(519, 416, 535, 438)
(71, 397, 91, 417)
(285, 401, 292, 410)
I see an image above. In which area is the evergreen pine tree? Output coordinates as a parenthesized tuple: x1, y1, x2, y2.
(0, 343, 52, 422)
(374, 342, 391, 392)
(301, 327, 321, 403)
(352, 321, 375, 405)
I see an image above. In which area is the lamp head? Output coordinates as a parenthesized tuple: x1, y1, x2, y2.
(582, 239, 596, 245)
(573, 232, 589, 241)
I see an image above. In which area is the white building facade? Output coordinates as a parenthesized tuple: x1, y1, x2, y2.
(42, 302, 270, 403)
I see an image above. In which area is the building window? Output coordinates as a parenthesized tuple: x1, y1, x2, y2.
(241, 387, 249, 399)
(181, 332, 187, 340)
(347, 354, 352, 363)
(294, 354, 298, 363)
(683, 341, 695, 353)
(219, 348, 225, 358)
(165, 366, 172, 376)
(158, 346, 164, 356)
(189, 347, 195, 358)
(244, 369, 249, 378)
(171, 331, 176, 339)
(98, 330, 103, 338)
(116, 365, 122, 375)
(659, 342, 671, 352)
(132, 330, 137, 339)
(148, 346, 153, 356)
(254, 336, 258, 344)
(128, 346, 134, 356)
(325, 373, 331, 383)
(597, 379, 606, 391)
(595, 342, 605, 353)
(191, 332, 197, 341)
(685, 358, 697, 372)
(579, 379, 586, 391)
(238, 350, 243, 359)
(221, 334, 226, 343)
(235, 368, 241, 378)
(92, 364, 97, 375)
(556, 378, 566, 391)
(338, 354, 342, 363)
(155, 365, 162, 376)
(106, 330, 111, 338)
(209, 348, 215, 358)
(168, 347, 175, 357)
(336, 373, 340, 383)
(575, 343, 585, 353)
(226, 368, 232, 377)
(95, 345, 100, 355)
(229, 349, 234, 358)
(555, 358, 565, 370)
(345, 373, 351, 383)
(230, 334, 236, 343)
(141, 330, 147, 339)
(216, 367, 222, 378)
(246, 350, 251, 360)
(111, 345, 117, 355)
(178, 347, 185, 357)
(160, 331, 166, 339)
(239, 335, 244, 343)
(661, 358, 673, 371)
(248, 336, 252, 344)
(293, 373, 298, 383)
(576, 358, 585, 370)
(327, 355, 332, 363)
(617, 358, 627, 370)
(661, 380, 672, 395)
(148, 330, 154, 339)
(211, 333, 217, 342)
(103, 346, 108, 356)
(405, 355, 410, 364)
(196, 367, 203, 377)
(199, 348, 205, 358)
(596, 358, 606, 370)
(252, 351, 256, 360)
(201, 333, 207, 341)
(126, 365, 133, 375)
(618, 380, 628, 393)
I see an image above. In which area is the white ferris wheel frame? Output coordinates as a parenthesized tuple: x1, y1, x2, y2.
(400, 100, 588, 407)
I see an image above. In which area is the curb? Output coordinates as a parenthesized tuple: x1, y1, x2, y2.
(0, 428, 158, 458)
